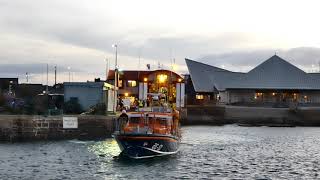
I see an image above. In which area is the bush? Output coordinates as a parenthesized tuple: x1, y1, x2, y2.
(64, 98, 83, 114)
(0, 94, 5, 106)
(33, 95, 49, 115)
(84, 103, 106, 115)
(23, 98, 35, 115)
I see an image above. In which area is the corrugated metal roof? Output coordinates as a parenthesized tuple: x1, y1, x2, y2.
(309, 73, 320, 80)
(186, 55, 320, 92)
(185, 58, 244, 92)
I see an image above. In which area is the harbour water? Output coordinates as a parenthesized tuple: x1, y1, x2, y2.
(1, 125, 320, 179)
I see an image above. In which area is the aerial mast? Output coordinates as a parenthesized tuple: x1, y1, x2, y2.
(54, 65, 57, 85)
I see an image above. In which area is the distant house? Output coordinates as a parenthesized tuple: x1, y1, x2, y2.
(15, 84, 46, 98)
(63, 81, 105, 111)
(0, 78, 18, 94)
(50, 83, 64, 94)
(186, 55, 320, 106)
(107, 70, 150, 98)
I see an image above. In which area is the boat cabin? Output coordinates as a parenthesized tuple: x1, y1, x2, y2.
(118, 111, 179, 136)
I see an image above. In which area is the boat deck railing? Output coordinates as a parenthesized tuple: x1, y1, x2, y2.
(116, 121, 175, 136)
(118, 129, 175, 137)
(138, 106, 172, 113)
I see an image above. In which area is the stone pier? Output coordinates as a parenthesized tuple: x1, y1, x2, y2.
(0, 115, 115, 142)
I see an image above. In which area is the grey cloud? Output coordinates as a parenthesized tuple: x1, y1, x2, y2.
(120, 33, 252, 63)
(0, 1, 254, 65)
(0, 64, 82, 75)
(198, 47, 320, 72)
(199, 50, 275, 67)
(1, 1, 320, 82)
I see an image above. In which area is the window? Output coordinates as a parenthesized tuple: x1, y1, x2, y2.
(159, 119, 167, 126)
(127, 80, 137, 87)
(255, 92, 263, 99)
(196, 94, 204, 100)
(129, 117, 140, 124)
(118, 80, 123, 88)
(157, 74, 168, 83)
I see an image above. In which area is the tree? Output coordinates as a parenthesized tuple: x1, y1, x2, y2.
(85, 103, 106, 115)
(0, 94, 5, 106)
(23, 97, 35, 115)
(64, 98, 83, 114)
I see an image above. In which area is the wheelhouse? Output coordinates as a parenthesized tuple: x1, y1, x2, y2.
(116, 111, 179, 136)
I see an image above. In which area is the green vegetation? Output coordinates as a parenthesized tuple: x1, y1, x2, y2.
(64, 98, 83, 114)
(84, 103, 106, 115)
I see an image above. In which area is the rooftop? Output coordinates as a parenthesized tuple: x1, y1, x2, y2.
(107, 69, 183, 81)
(63, 82, 104, 88)
(186, 55, 320, 92)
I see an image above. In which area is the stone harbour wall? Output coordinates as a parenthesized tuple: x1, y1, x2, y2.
(181, 105, 229, 125)
(0, 115, 115, 142)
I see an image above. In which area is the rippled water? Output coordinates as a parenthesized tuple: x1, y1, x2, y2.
(1, 125, 320, 179)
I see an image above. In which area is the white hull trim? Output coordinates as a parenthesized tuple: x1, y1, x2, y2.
(127, 147, 179, 159)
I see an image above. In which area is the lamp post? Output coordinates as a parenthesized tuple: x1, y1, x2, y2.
(54, 65, 57, 85)
(112, 44, 118, 113)
(46, 63, 49, 93)
(26, 72, 29, 83)
(312, 64, 315, 73)
(105, 58, 109, 81)
(67, 66, 71, 82)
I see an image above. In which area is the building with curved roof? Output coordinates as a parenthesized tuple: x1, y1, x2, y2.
(107, 69, 184, 106)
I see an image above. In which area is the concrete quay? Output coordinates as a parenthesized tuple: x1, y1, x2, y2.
(0, 115, 115, 142)
(182, 105, 320, 126)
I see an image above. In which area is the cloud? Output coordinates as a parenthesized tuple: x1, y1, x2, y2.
(0, 1, 272, 64)
(198, 47, 320, 73)
(1, 0, 320, 84)
(0, 64, 75, 74)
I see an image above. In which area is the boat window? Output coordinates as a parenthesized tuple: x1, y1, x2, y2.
(148, 117, 155, 125)
(118, 114, 129, 130)
(129, 117, 140, 124)
(144, 118, 148, 125)
(158, 118, 167, 126)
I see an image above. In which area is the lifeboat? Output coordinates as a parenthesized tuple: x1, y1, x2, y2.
(113, 107, 181, 159)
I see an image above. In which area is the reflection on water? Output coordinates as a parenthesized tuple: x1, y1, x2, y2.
(1, 125, 320, 179)
(89, 139, 121, 158)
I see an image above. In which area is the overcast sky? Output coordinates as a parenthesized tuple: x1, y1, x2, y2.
(1, 0, 320, 84)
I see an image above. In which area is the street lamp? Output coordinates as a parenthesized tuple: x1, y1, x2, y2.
(67, 66, 71, 82)
(105, 58, 109, 81)
(26, 72, 29, 83)
(112, 44, 118, 69)
(312, 64, 315, 73)
(112, 44, 118, 113)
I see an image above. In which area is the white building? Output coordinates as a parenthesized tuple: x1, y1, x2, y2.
(64, 82, 104, 111)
